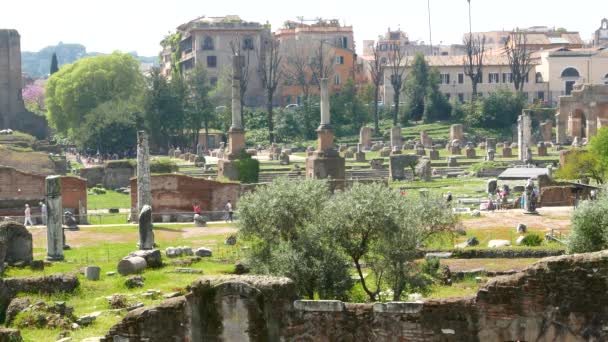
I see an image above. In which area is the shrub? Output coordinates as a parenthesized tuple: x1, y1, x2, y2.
(105, 159, 135, 169)
(567, 194, 608, 253)
(421, 257, 441, 276)
(520, 234, 543, 247)
(90, 187, 106, 195)
(150, 158, 178, 173)
(235, 151, 260, 183)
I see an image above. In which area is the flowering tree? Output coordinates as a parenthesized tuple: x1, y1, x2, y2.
(22, 84, 45, 115)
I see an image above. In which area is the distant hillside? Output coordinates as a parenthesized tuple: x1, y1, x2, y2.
(22, 42, 158, 78)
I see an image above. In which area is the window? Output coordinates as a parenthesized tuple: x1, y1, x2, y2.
(478, 72, 483, 84)
(502, 73, 513, 83)
(561, 67, 580, 78)
(210, 77, 218, 87)
(342, 36, 348, 48)
(243, 37, 254, 50)
(440, 73, 450, 84)
(535, 72, 544, 83)
(458, 93, 464, 102)
(488, 73, 499, 83)
(334, 74, 341, 85)
(207, 56, 217, 68)
(335, 56, 344, 65)
(537, 91, 545, 101)
(458, 73, 464, 84)
(202, 36, 214, 50)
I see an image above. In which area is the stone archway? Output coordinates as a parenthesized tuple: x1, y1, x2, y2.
(569, 108, 586, 139)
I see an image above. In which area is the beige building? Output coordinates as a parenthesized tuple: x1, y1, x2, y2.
(472, 27, 584, 53)
(173, 15, 270, 106)
(383, 54, 547, 106)
(536, 47, 608, 104)
(593, 18, 608, 47)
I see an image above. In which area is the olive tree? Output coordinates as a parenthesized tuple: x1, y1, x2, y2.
(567, 193, 608, 253)
(238, 178, 352, 299)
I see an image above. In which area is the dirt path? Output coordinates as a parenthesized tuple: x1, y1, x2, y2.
(463, 207, 572, 232)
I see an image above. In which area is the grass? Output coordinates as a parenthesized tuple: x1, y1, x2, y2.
(87, 190, 130, 210)
(424, 227, 565, 251)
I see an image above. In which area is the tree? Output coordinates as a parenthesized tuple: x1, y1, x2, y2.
(238, 178, 352, 299)
(463, 34, 486, 101)
(184, 65, 213, 149)
(331, 78, 367, 135)
(505, 31, 533, 93)
(310, 41, 334, 89)
(75, 100, 141, 153)
(367, 43, 384, 132)
(555, 149, 605, 185)
(405, 53, 429, 121)
(589, 127, 608, 171)
(422, 68, 452, 122)
(567, 193, 608, 253)
(258, 37, 283, 144)
(22, 84, 45, 115)
(143, 67, 184, 148)
(465, 89, 524, 128)
(45, 52, 144, 137)
(50, 53, 59, 75)
(388, 49, 407, 126)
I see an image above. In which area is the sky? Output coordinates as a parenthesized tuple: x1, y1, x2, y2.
(1, 0, 607, 56)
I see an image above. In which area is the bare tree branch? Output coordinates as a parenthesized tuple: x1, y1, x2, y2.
(310, 41, 335, 89)
(505, 31, 533, 93)
(368, 43, 384, 132)
(388, 48, 407, 126)
(258, 37, 283, 143)
(463, 34, 486, 102)
(230, 35, 253, 125)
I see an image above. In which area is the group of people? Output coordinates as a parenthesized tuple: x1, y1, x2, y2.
(193, 200, 234, 223)
(23, 202, 46, 227)
(486, 184, 511, 211)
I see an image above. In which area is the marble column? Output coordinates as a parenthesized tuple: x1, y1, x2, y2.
(46, 175, 64, 261)
(137, 131, 152, 214)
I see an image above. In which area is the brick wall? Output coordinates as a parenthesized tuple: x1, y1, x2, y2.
(104, 251, 608, 342)
(0, 166, 87, 215)
(130, 174, 242, 213)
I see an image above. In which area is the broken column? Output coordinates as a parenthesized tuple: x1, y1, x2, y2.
(359, 127, 373, 150)
(390, 126, 402, 149)
(305, 79, 345, 186)
(518, 111, 533, 162)
(450, 124, 464, 143)
(45, 175, 64, 261)
(136, 131, 152, 215)
(420, 130, 432, 148)
(540, 120, 553, 143)
(355, 143, 366, 162)
(217, 55, 246, 180)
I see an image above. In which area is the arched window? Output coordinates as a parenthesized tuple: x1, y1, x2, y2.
(202, 36, 214, 50)
(535, 72, 544, 83)
(561, 67, 580, 78)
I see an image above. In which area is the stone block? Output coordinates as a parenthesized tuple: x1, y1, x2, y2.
(85, 266, 101, 281)
(370, 158, 384, 170)
(373, 302, 423, 314)
(0, 221, 33, 265)
(294, 300, 345, 312)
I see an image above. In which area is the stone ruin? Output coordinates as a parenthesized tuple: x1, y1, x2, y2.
(389, 154, 419, 181)
(555, 84, 608, 144)
(359, 127, 373, 150)
(103, 251, 608, 341)
(450, 124, 464, 143)
(0, 221, 33, 266)
(518, 111, 533, 162)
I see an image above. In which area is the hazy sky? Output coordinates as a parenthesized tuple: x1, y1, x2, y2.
(2, 0, 607, 56)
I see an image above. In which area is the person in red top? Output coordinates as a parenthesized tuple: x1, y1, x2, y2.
(193, 203, 201, 215)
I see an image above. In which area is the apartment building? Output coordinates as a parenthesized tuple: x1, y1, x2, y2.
(275, 19, 357, 105)
(472, 27, 584, 53)
(171, 15, 270, 106)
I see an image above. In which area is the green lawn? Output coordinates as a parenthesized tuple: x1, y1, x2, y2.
(87, 190, 131, 210)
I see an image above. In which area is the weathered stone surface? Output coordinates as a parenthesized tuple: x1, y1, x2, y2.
(103, 252, 608, 342)
(195, 247, 212, 257)
(488, 239, 511, 248)
(5, 297, 31, 325)
(415, 158, 432, 181)
(389, 154, 418, 181)
(0, 327, 22, 341)
(117, 257, 147, 276)
(125, 275, 145, 289)
(127, 249, 162, 268)
(0, 221, 32, 265)
(516, 223, 527, 234)
(138, 205, 154, 250)
(85, 266, 101, 281)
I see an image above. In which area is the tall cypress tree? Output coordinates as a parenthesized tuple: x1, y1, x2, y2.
(50, 53, 59, 75)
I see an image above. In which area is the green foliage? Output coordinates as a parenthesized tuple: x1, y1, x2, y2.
(403, 53, 451, 123)
(520, 234, 543, 247)
(143, 68, 185, 148)
(464, 89, 525, 128)
(90, 187, 107, 195)
(555, 149, 605, 185)
(104, 160, 135, 169)
(45, 52, 144, 137)
(75, 100, 141, 153)
(468, 161, 510, 174)
(567, 194, 608, 253)
(590, 127, 608, 170)
(184, 65, 213, 147)
(330, 78, 368, 135)
(421, 257, 441, 276)
(235, 151, 260, 184)
(238, 179, 353, 299)
(150, 158, 178, 173)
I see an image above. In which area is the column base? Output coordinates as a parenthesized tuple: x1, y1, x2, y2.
(46, 255, 64, 262)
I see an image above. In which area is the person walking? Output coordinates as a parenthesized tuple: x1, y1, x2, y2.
(24, 204, 33, 226)
(225, 200, 234, 223)
(40, 202, 47, 225)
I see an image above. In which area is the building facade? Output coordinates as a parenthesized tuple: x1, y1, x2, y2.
(276, 19, 357, 106)
(172, 15, 270, 107)
(593, 18, 608, 47)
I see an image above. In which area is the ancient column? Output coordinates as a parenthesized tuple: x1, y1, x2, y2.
(390, 126, 402, 148)
(228, 55, 245, 158)
(137, 131, 151, 214)
(45, 175, 64, 261)
(316, 79, 334, 152)
(517, 112, 532, 162)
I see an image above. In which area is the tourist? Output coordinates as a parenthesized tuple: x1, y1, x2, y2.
(193, 203, 201, 216)
(40, 201, 47, 225)
(487, 196, 495, 212)
(24, 204, 33, 226)
(225, 200, 234, 223)
(446, 192, 452, 204)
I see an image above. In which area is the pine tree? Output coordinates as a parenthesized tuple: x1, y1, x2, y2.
(50, 53, 59, 75)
